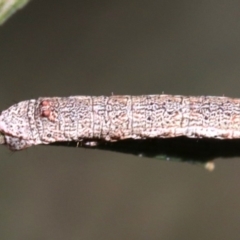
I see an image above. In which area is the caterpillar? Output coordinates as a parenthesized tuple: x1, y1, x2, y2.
(0, 95, 240, 150)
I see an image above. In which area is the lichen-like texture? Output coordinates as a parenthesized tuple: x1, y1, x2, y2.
(0, 95, 240, 150)
(0, 0, 30, 25)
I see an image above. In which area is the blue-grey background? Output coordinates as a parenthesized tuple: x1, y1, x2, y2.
(1, 0, 240, 239)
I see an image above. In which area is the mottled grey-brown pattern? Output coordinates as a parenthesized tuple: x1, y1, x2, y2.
(0, 95, 240, 150)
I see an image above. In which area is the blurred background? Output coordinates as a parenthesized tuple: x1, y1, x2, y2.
(1, 0, 240, 239)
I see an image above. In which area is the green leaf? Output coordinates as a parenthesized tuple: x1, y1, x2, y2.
(0, 0, 30, 25)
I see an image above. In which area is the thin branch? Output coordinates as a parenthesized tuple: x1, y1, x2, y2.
(52, 137, 240, 167)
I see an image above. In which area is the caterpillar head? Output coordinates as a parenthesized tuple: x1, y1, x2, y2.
(0, 100, 37, 150)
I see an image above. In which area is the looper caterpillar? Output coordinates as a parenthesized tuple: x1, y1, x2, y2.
(0, 95, 240, 150)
